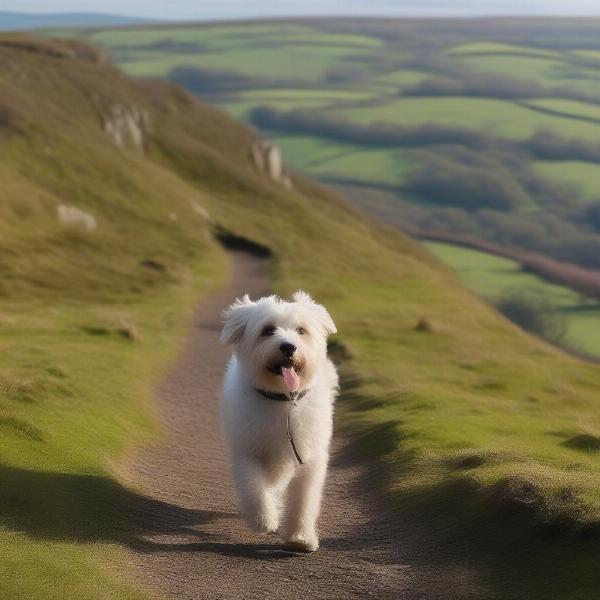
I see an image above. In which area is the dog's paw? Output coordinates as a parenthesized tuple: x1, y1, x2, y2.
(284, 532, 319, 553)
(248, 512, 279, 534)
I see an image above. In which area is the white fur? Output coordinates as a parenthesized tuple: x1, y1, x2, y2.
(220, 291, 338, 552)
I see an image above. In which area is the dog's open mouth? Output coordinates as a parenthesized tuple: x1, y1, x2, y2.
(268, 359, 303, 392)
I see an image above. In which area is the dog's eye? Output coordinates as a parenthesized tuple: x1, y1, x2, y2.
(261, 325, 276, 337)
(296, 327, 306, 335)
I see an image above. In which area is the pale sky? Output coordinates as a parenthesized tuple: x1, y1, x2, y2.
(5, 1, 600, 20)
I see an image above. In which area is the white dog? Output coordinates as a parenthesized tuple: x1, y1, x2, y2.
(220, 291, 338, 552)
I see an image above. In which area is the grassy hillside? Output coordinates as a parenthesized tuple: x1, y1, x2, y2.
(3, 32, 600, 599)
(426, 242, 600, 357)
(73, 18, 600, 357)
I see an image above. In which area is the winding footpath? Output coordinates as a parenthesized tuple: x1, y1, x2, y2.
(122, 252, 486, 599)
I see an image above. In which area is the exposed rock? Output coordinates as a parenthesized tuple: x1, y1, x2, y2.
(265, 143, 283, 181)
(251, 140, 292, 188)
(116, 317, 142, 342)
(191, 200, 210, 220)
(102, 104, 149, 150)
(140, 259, 166, 272)
(57, 205, 96, 232)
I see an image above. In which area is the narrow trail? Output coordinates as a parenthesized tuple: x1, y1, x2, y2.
(124, 251, 485, 600)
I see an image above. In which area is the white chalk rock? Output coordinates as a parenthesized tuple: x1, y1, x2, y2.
(251, 140, 291, 188)
(102, 104, 149, 150)
(57, 205, 97, 232)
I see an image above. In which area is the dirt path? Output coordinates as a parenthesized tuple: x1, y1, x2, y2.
(125, 251, 485, 600)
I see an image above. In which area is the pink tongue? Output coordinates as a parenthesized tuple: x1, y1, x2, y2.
(282, 367, 300, 393)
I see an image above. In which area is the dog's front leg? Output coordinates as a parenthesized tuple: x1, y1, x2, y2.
(283, 458, 327, 552)
(232, 457, 279, 533)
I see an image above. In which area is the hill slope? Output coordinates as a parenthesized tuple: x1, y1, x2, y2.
(79, 18, 600, 357)
(1, 33, 600, 599)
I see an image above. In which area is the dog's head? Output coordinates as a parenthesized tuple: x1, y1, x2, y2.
(220, 291, 336, 393)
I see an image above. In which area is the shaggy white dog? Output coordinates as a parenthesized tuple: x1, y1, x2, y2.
(220, 291, 338, 552)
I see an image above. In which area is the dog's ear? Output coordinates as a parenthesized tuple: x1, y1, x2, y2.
(293, 290, 337, 336)
(220, 294, 255, 345)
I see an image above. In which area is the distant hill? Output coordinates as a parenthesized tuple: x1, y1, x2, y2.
(0, 11, 152, 31)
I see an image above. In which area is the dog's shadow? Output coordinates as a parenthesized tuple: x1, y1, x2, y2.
(0, 464, 300, 560)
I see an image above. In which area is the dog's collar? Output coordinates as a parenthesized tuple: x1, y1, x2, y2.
(254, 388, 310, 402)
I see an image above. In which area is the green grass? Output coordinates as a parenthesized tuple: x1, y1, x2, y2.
(0, 270, 224, 600)
(458, 54, 574, 84)
(89, 23, 317, 49)
(525, 98, 600, 121)
(0, 35, 232, 599)
(90, 25, 381, 51)
(333, 96, 600, 140)
(217, 88, 378, 120)
(267, 134, 416, 187)
(446, 41, 560, 58)
(117, 45, 365, 80)
(425, 241, 600, 356)
(266, 134, 364, 169)
(304, 147, 416, 186)
(534, 160, 600, 201)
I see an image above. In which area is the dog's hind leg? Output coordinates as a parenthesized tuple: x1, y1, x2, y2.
(282, 458, 327, 552)
(232, 457, 280, 533)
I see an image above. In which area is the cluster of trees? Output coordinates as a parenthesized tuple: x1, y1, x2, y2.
(250, 106, 490, 148)
(524, 130, 600, 163)
(250, 106, 600, 165)
(411, 206, 600, 271)
(496, 290, 567, 345)
(168, 66, 273, 94)
(403, 73, 600, 107)
(403, 73, 545, 100)
(404, 151, 529, 211)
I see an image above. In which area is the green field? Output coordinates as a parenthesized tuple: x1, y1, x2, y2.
(333, 97, 600, 140)
(524, 98, 600, 121)
(446, 41, 561, 58)
(534, 160, 600, 201)
(426, 242, 600, 356)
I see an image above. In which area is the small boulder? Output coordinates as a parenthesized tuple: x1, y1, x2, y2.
(57, 205, 96, 232)
(415, 317, 435, 333)
(191, 200, 210, 220)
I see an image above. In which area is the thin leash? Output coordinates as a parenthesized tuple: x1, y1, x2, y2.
(286, 392, 304, 465)
(255, 387, 307, 465)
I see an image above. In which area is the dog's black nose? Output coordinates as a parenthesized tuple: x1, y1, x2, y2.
(280, 342, 297, 358)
